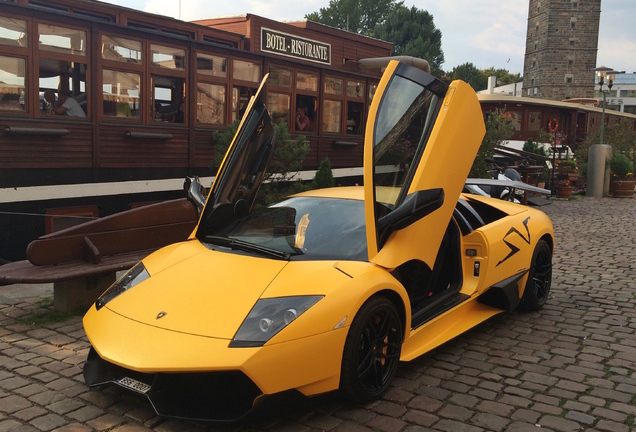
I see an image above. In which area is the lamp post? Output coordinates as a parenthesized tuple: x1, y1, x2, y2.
(592, 66, 616, 145)
(587, 66, 616, 197)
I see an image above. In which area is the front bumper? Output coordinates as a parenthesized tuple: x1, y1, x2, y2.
(83, 305, 349, 420)
(84, 347, 262, 421)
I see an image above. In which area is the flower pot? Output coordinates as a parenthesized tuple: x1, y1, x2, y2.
(567, 173, 579, 183)
(611, 178, 635, 198)
(556, 186, 573, 199)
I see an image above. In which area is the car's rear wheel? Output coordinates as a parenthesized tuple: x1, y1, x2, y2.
(339, 296, 402, 404)
(519, 239, 552, 311)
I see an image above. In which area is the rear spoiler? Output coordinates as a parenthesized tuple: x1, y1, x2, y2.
(465, 178, 551, 196)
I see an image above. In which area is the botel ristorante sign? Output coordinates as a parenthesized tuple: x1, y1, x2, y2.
(261, 28, 331, 65)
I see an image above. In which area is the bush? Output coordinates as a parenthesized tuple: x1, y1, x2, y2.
(210, 120, 310, 206)
(470, 108, 515, 178)
(609, 152, 634, 178)
(311, 157, 335, 189)
(523, 139, 548, 157)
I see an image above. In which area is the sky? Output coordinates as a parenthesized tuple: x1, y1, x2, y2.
(101, 0, 636, 76)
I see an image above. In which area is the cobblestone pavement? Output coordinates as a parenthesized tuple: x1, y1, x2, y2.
(1, 196, 635, 432)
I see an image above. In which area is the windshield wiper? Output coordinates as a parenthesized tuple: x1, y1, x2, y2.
(204, 235, 290, 260)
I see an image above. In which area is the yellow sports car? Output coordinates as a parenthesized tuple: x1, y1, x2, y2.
(83, 60, 554, 421)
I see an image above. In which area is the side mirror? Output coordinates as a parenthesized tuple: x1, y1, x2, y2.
(184, 177, 207, 216)
(377, 188, 444, 247)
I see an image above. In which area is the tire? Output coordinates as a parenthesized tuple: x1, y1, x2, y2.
(339, 296, 402, 404)
(519, 239, 552, 311)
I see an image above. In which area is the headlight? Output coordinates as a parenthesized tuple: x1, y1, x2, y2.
(230, 296, 323, 347)
(95, 262, 149, 310)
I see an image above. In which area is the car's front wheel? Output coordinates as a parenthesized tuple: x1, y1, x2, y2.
(339, 296, 402, 404)
(519, 239, 552, 311)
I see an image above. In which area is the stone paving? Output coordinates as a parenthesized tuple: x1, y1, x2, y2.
(1, 196, 636, 432)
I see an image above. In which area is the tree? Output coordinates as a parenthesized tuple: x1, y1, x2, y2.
(305, 0, 396, 35)
(211, 121, 310, 206)
(311, 157, 335, 189)
(449, 62, 488, 92)
(480, 67, 522, 87)
(469, 108, 515, 178)
(371, 5, 445, 77)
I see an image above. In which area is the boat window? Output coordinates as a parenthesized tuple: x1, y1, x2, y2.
(197, 53, 227, 78)
(269, 66, 291, 88)
(151, 44, 185, 70)
(102, 35, 142, 64)
(323, 99, 342, 133)
(0, 55, 25, 112)
(0, 17, 27, 47)
(153, 76, 185, 123)
(196, 82, 225, 124)
(38, 24, 86, 56)
(267, 92, 290, 125)
(233, 59, 260, 82)
(296, 72, 318, 92)
(39, 59, 88, 117)
(103, 70, 140, 118)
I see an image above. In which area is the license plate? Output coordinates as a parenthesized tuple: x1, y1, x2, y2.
(115, 376, 151, 394)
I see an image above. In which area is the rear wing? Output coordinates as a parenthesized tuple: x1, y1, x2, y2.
(465, 178, 551, 196)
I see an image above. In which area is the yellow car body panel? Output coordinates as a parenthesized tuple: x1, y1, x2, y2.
(364, 61, 486, 269)
(83, 303, 348, 396)
(104, 243, 288, 339)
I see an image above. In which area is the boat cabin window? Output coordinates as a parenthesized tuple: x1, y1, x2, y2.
(102, 35, 142, 64)
(346, 80, 365, 135)
(0, 55, 25, 112)
(197, 53, 227, 78)
(38, 24, 86, 55)
(153, 76, 185, 123)
(0, 17, 27, 47)
(267, 66, 292, 125)
(151, 44, 185, 70)
(103, 70, 140, 118)
(232, 59, 260, 83)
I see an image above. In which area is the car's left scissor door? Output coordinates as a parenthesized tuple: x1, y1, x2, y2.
(363, 60, 485, 270)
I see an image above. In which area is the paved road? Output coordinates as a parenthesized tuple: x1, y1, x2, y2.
(1, 196, 635, 432)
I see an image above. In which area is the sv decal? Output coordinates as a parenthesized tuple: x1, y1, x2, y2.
(496, 217, 531, 266)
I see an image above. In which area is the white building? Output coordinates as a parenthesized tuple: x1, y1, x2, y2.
(596, 73, 636, 114)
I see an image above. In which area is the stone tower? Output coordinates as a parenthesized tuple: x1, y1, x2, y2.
(522, 0, 601, 101)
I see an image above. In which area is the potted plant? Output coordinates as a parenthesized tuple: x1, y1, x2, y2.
(556, 179, 574, 199)
(609, 152, 635, 198)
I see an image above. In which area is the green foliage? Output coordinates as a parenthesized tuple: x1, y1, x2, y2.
(311, 157, 336, 189)
(470, 108, 515, 178)
(267, 122, 310, 182)
(370, 5, 444, 77)
(576, 119, 636, 166)
(480, 67, 523, 87)
(609, 152, 634, 178)
(306, 0, 445, 78)
(211, 121, 310, 206)
(448, 64, 521, 92)
(211, 120, 240, 169)
(305, 0, 396, 35)
(523, 139, 547, 157)
(449, 62, 487, 92)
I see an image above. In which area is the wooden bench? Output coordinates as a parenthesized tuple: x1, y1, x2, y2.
(0, 198, 198, 312)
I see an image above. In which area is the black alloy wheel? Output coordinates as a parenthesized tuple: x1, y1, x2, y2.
(340, 296, 402, 404)
(519, 239, 552, 311)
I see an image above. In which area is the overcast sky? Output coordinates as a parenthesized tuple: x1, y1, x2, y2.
(102, 0, 636, 76)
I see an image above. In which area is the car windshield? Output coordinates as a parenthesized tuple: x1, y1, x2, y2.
(204, 196, 368, 261)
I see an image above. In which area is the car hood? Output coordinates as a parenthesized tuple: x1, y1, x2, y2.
(105, 240, 289, 339)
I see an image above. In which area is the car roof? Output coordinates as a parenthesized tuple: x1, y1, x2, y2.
(292, 186, 363, 200)
(292, 186, 400, 206)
